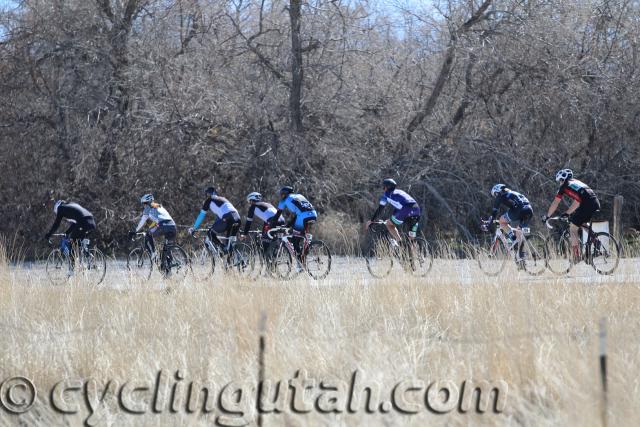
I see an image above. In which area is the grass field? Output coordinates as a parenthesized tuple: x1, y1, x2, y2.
(0, 246, 639, 426)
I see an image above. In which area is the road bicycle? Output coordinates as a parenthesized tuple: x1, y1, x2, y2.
(266, 226, 332, 280)
(544, 216, 620, 275)
(126, 232, 190, 279)
(363, 220, 433, 279)
(45, 234, 106, 285)
(188, 227, 253, 279)
(476, 218, 547, 276)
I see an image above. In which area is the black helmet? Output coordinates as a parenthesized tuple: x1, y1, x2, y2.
(383, 178, 397, 189)
(205, 186, 216, 195)
(280, 186, 294, 195)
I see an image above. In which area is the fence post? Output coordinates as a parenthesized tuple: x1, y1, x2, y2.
(612, 195, 623, 243)
(257, 311, 267, 427)
(599, 318, 608, 427)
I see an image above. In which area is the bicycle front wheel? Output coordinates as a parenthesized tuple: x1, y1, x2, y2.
(126, 247, 153, 281)
(364, 235, 394, 278)
(227, 242, 255, 276)
(189, 242, 215, 281)
(404, 238, 433, 277)
(477, 237, 509, 276)
(545, 233, 573, 275)
(46, 249, 71, 285)
(305, 240, 332, 280)
(519, 233, 548, 276)
(589, 232, 620, 275)
(268, 241, 293, 280)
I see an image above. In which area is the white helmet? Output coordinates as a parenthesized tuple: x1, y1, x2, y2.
(140, 194, 154, 204)
(246, 192, 262, 202)
(555, 169, 573, 182)
(490, 184, 506, 197)
(53, 200, 65, 214)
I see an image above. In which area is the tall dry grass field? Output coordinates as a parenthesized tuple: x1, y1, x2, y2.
(0, 244, 639, 426)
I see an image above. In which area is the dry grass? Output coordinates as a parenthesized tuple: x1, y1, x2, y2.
(0, 247, 639, 426)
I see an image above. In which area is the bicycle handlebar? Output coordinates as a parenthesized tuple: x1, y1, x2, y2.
(545, 216, 568, 229)
(266, 227, 292, 240)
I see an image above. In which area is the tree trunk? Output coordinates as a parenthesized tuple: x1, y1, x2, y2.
(289, 0, 304, 133)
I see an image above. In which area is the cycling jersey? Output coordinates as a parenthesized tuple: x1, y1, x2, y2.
(202, 196, 238, 218)
(555, 179, 598, 204)
(277, 194, 315, 214)
(242, 201, 279, 234)
(136, 203, 175, 232)
(492, 190, 531, 217)
(46, 202, 95, 239)
(379, 189, 418, 210)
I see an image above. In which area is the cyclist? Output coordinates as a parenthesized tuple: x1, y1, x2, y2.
(44, 200, 96, 255)
(130, 194, 176, 258)
(365, 178, 421, 245)
(239, 192, 284, 248)
(542, 169, 601, 260)
(188, 186, 241, 252)
(269, 186, 317, 258)
(488, 184, 533, 243)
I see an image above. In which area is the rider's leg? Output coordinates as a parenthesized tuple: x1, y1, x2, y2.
(145, 231, 157, 256)
(385, 220, 402, 242)
(569, 223, 581, 259)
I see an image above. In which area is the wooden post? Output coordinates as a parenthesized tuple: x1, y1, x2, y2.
(613, 195, 623, 242)
(257, 311, 267, 427)
(599, 318, 608, 427)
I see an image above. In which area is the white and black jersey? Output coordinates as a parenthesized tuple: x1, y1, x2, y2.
(202, 195, 238, 218)
(242, 201, 278, 234)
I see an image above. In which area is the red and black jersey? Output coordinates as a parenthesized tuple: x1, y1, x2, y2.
(555, 179, 598, 204)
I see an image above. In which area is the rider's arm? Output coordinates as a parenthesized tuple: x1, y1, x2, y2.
(192, 210, 207, 231)
(546, 196, 562, 217)
(45, 211, 64, 238)
(135, 213, 149, 232)
(370, 204, 384, 222)
(566, 200, 580, 215)
(490, 196, 502, 220)
(242, 205, 257, 235)
(269, 209, 282, 227)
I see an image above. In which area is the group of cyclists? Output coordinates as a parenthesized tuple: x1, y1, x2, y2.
(44, 168, 601, 266)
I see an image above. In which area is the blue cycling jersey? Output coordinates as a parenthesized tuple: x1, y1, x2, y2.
(277, 194, 315, 215)
(379, 189, 418, 211)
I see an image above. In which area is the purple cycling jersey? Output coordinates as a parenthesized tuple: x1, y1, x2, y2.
(379, 189, 418, 210)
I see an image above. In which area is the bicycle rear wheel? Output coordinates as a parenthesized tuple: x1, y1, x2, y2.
(404, 238, 433, 277)
(589, 232, 620, 275)
(163, 245, 190, 278)
(364, 234, 394, 278)
(80, 248, 106, 285)
(126, 247, 153, 281)
(477, 237, 509, 276)
(226, 242, 255, 276)
(545, 234, 573, 275)
(46, 249, 71, 285)
(519, 233, 547, 276)
(305, 240, 332, 280)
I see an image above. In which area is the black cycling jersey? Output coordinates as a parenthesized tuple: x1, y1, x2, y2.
(242, 201, 278, 234)
(555, 179, 598, 204)
(46, 202, 94, 238)
(492, 190, 531, 217)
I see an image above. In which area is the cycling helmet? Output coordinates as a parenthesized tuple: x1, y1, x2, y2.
(382, 178, 397, 189)
(140, 194, 154, 204)
(247, 192, 262, 202)
(555, 169, 573, 182)
(205, 186, 216, 195)
(491, 184, 506, 197)
(53, 200, 65, 214)
(279, 186, 294, 195)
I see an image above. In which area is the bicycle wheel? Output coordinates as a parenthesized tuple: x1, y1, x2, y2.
(46, 249, 71, 285)
(189, 242, 215, 281)
(589, 232, 620, 275)
(545, 233, 573, 275)
(404, 237, 433, 277)
(519, 233, 548, 276)
(163, 245, 190, 278)
(364, 234, 394, 278)
(305, 240, 332, 280)
(476, 237, 509, 276)
(126, 247, 153, 281)
(226, 242, 255, 276)
(268, 241, 293, 280)
(80, 248, 106, 285)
